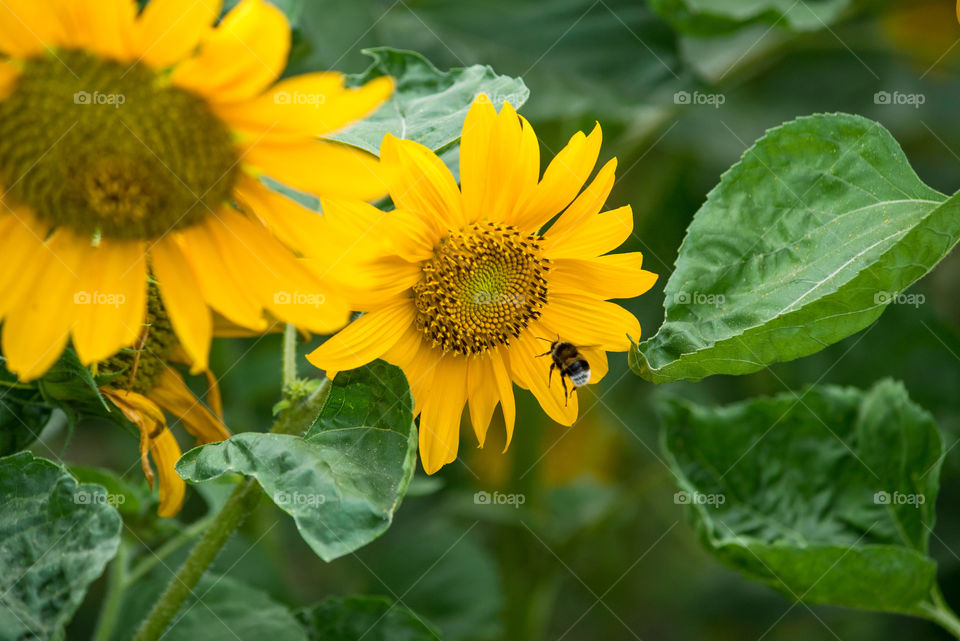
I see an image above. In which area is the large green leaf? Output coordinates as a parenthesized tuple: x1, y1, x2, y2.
(659, 379, 942, 615)
(177, 361, 417, 562)
(296, 596, 439, 641)
(632, 113, 956, 383)
(330, 47, 528, 156)
(649, 0, 852, 36)
(0, 358, 49, 456)
(0, 452, 121, 641)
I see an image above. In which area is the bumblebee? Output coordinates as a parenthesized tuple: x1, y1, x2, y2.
(537, 339, 591, 405)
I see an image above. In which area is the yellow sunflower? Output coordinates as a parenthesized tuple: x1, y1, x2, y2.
(306, 94, 658, 474)
(100, 288, 228, 517)
(0, 0, 393, 381)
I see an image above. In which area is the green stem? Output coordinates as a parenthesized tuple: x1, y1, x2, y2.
(92, 540, 130, 641)
(124, 514, 215, 587)
(131, 377, 332, 641)
(282, 323, 297, 390)
(920, 585, 960, 639)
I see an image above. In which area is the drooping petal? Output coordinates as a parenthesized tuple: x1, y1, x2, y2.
(489, 347, 516, 451)
(149, 367, 230, 444)
(306, 301, 415, 373)
(151, 428, 187, 517)
(134, 0, 221, 69)
(467, 355, 498, 448)
(508, 327, 579, 426)
(71, 237, 147, 365)
(380, 134, 465, 234)
(539, 294, 641, 351)
(417, 355, 468, 474)
(171, 0, 289, 103)
(548, 252, 658, 300)
(151, 234, 212, 373)
(543, 205, 633, 259)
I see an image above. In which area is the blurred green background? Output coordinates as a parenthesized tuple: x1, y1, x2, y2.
(57, 1, 960, 639)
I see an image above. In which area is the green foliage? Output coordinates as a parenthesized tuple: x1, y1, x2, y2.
(0, 358, 48, 455)
(0, 452, 121, 641)
(659, 380, 943, 615)
(649, 0, 853, 36)
(331, 47, 529, 155)
(296, 596, 440, 640)
(177, 361, 417, 561)
(633, 114, 956, 383)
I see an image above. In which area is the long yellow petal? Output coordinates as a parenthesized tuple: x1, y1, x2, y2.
(459, 94, 498, 224)
(134, 0, 221, 69)
(467, 355, 497, 448)
(543, 158, 617, 241)
(171, 0, 289, 103)
(151, 428, 186, 517)
(508, 327, 578, 426)
(151, 234, 212, 373)
(306, 301, 415, 373)
(0, 0, 62, 57)
(0, 212, 48, 321)
(548, 252, 658, 300)
(543, 205, 633, 259)
(485, 103, 536, 223)
(2, 231, 86, 381)
(150, 367, 230, 444)
(417, 355, 467, 474)
(490, 347, 516, 451)
(380, 134, 465, 235)
(71, 238, 147, 365)
(539, 294, 641, 352)
(54, 0, 137, 61)
(216, 73, 393, 137)
(234, 173, 328, 255)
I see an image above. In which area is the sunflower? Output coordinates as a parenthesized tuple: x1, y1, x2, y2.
(0, 0, 393, 381)
(306, 94, 658, 474)
(99, 286, 228, 517)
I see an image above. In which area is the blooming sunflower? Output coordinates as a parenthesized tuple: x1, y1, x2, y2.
(99, 287, 228, 517)
(306, 95, 658, 474)
(0, 0, 392, 381)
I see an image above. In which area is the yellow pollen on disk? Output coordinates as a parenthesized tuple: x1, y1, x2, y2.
(414, 221, 549, 355)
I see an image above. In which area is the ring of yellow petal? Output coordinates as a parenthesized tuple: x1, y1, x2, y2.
(100, 284, 176, 394)
(414, 221, 549, 355)
(0, 51, 238, 239)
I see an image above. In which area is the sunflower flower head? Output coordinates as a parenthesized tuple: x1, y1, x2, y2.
(308, 94, 658, 474)
(0, 0, 393, 381)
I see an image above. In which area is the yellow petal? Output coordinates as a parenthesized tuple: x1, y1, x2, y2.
(508, 326, 578, 426)
(543, 205, 633, 259)
(0, 0, 61, 57)
(216, 73, 394, 137)
(485, 103, 536, 223)
(178, 217, 267, 331)
(71, 238, 147, 365)
(151, 234, 212, 373)
(380, 134, 465, 234)
(243, 139, 389, 202)
(490, 347, 516, 451)
(307, 255, 420, 312)
(0, 61, 21, 100)
(134, 0, 221, 68)
(234, 173, 328, 255)
(513, 124, 603, 232)
(306, 301, 415, 373)
(540, 294, 641, 351)
(54, 0, 137, 61)
(549, 252, 658, 300)
(0, 212, 48, 321)
(459, 94, 498, 224)
(171, 0, 289, 103)
(579, 346, 609, 386)
(150, 367, 230, 444)
(151, 428, 187, 517)
(467, 355, 497, 448)
(2, 231, 85, 381)
(418, 355, 467, 474)
(544, 158, 617, 241)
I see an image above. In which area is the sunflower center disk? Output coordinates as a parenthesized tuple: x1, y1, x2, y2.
(100, 285, 177, 394)
(0, 51, 238, 239)
(414, 222, 549, 355)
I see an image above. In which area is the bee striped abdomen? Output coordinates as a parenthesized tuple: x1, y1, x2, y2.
(566, 359, 590, 387)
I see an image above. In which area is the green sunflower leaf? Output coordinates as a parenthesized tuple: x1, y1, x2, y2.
(329, 47, 529, 156)
(659, 379, 943, 615)
(0, 452, 121, 641)
(649, 0, 853, 36)
(177, 360, 416, 562)
(296, 596, 440, 641)
(632, 113, 955, 383)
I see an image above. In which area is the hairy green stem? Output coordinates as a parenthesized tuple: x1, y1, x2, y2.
(131, 364, 331, 641)
(124, 514, 215, 587)
(92, 540, 129, 641)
